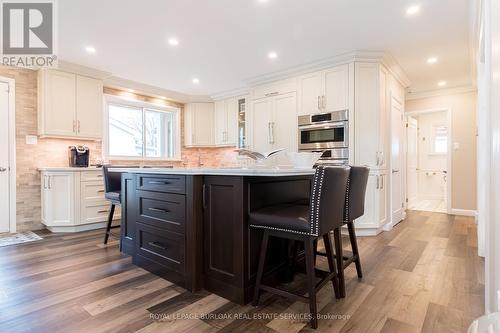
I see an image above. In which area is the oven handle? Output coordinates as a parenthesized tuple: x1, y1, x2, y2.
(298, 121, 347, 130)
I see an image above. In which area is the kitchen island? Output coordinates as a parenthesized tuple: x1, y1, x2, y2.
(117, 167, 315, 304)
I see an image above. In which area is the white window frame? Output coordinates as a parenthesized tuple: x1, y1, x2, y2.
(103, 95, 181, 161)
(429, 123, 448, 156)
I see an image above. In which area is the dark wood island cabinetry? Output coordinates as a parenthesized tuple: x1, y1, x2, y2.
(118, 169, 313, 304)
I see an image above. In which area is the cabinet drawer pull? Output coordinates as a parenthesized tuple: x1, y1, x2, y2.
(96, 174, 103, 178)
(148, 241, 167, 250)
(148, 180, 170, 185)
(98, 210, 109, 214)
(148, 207, 170, 213)
(97, 190, 105, 193)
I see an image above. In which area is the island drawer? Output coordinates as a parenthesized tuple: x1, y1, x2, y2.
(136, 222, 185, 275)
(136, 190, 185, 233)
(137, 174, 186, 194)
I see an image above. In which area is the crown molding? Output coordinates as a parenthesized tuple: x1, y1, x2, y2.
(103, 76, 212, 104)
(238, 50, 411, 89)
(57, 60, 112, 80)
(405, 85, 477, 101)
(211, 87, 250, 100)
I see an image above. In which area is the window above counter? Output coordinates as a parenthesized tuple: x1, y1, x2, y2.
(104, 95, 181, 161)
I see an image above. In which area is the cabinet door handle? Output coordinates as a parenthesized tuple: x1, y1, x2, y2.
(271, 122, 275, 144)
(317, 96, 321, 109)
(376, 175, 380, 189)
(376, 152, 380, 166)
(148, 241, 167, 250)
(48, 176, 52, 189)
(380, 175, 384, 189)
(43, 175, 47, 189)
(148, 207, 170, 213)
(268, 122, 272, 144)
(265, 92, 279, 97)
(322, 95, 326, 109)
(98, 210, 109, 214)
(202, 184, 207, 209)
(97, 189, 105, 193)
(73, 120, 77, 133)
(77, 120, 81, 133)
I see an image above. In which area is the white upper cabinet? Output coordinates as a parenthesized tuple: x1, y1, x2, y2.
(214, 97, 238, 146)
(298, 72, 323, 116)
(324, 65, 349, 112)
(298, 64, 349, 116)
(252, 78, 297, 100)
(76, 75, 103, 139)
(184, 102, 215, 147)
(249, 91, 297, 156)
(39, 70, 77, 137)
(38, 69, 103, 140)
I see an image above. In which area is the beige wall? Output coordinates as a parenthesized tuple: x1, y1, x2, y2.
(1, 67, 237, 232)
(406, 91, 477, 211)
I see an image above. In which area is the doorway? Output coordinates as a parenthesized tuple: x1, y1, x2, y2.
(406, 109, 451, 214)
(0, 77, 16, 233)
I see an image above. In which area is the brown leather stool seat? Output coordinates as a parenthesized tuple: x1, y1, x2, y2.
(250, 166, 350, 329)
(250, 204, 309, 233)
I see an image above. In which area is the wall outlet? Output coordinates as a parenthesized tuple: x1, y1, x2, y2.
(25, 135, 38, 145)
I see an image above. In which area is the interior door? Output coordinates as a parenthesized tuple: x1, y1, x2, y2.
(251, 97, 273, 153)
(0, 82, 10, 232)
(391, 97, 404, 224)
(406, 116, 418, 208)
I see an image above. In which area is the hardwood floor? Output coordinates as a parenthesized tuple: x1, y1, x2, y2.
(0, 210, 484, 333)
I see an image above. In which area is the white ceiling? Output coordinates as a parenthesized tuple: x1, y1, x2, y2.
(59, 0, 473, 96)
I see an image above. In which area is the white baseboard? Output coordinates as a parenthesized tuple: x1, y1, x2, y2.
(46, 222, 110, 233)
(450, 208, 478, 217)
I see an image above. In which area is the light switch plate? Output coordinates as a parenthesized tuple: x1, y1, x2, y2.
(453, 142, 460, 150)
(25, 135, 38, 145)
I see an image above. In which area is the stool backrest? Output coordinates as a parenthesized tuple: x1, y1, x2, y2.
(308, 165, 350, 236)
(344, 166, 370, 222)
(102, 165, 123, 194)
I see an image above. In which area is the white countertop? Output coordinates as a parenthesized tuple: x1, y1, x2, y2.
(111, 167, 316, 177)
(38, 167, 103, 171)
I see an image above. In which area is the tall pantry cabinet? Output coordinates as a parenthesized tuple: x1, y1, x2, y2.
(353, 62, 405, 235)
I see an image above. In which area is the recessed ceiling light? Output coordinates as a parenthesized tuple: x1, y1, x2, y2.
(268, 51, 278, 60)
(406, 5, 420, 16)
(427, 57, 438, 64)
(192, 78, 200, 84)
(257, 0, 269, 3)
(127, 88, 135, 93)
(85, 46, 96, 54)
(438, 81, 447, 87)
(160, 96, 167, 100)
(168, 38, 179, 46)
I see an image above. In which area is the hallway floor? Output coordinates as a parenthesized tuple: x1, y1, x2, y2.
(409, 199, 447, 213)
(0, 210, 484, 333)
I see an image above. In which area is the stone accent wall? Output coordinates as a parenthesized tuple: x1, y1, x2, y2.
(2, 68, 239, 232)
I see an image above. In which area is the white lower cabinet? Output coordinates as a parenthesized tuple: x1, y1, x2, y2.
(353, 171, 388, 236)
(41, 169, 120, 232)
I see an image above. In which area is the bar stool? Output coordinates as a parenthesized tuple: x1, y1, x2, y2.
(250, 166, 350, 329)
(317, 166, 369, 298)
(102, 165, 123, 245)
